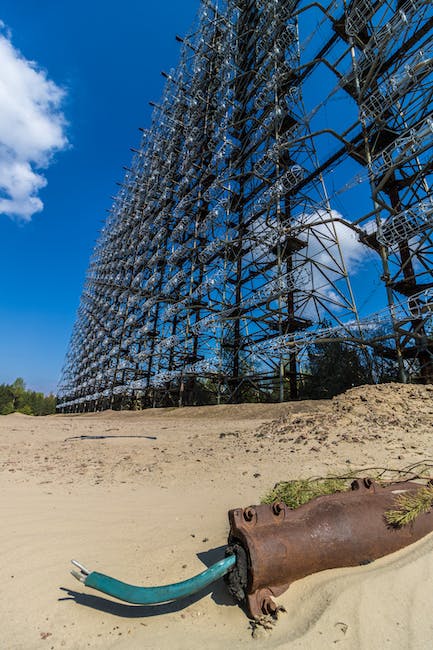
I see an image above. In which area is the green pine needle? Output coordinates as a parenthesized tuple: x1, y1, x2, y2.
(261, 477, 350, 509)
(385, 485, 433, 527)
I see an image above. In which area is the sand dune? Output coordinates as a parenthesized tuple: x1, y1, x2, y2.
(2, 383, 433, 649)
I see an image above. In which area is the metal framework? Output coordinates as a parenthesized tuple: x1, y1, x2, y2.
(58, 0, 433, 412)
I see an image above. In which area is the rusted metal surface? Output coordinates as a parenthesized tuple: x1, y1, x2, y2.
(225, 479, 433, 619)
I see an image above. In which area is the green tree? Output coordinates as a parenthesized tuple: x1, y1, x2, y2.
(10, 377, 26, 411)
(18, 404, 34, 415)
(301, 340, 372, 399)
(39, 394, 56, 415)
(0, 379, 56, 415)
(0, 383, 14, 414)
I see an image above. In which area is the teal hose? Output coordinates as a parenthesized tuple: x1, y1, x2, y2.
(71, 554, 236, 605)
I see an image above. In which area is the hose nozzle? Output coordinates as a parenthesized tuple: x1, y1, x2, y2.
(71, 559, 90, 584)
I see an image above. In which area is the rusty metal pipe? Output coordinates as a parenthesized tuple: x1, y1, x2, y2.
(225, 479, 433, 619)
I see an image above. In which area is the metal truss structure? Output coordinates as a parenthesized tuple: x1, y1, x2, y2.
(58, 0, 433, 412)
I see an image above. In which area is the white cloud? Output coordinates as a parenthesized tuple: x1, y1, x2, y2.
(301, 209, 368, 275)
(294, 209, 374, 318)
(0, 23, 68, 220)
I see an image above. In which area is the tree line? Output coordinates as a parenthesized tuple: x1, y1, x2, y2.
(0, 378, 56, 415)
(299, 339, 399, 399)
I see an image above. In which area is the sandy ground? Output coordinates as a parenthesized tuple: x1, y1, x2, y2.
(2, 382, 433, 649)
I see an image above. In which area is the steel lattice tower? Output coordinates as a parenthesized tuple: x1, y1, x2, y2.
(58, 0, 433, 412)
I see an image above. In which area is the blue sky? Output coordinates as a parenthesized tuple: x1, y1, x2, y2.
(0, 1, 199, 393)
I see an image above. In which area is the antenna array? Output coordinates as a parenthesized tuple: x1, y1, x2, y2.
(58, 0, 433, 411)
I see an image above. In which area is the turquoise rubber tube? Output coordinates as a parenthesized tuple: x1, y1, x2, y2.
(83, 554, 236, 605)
